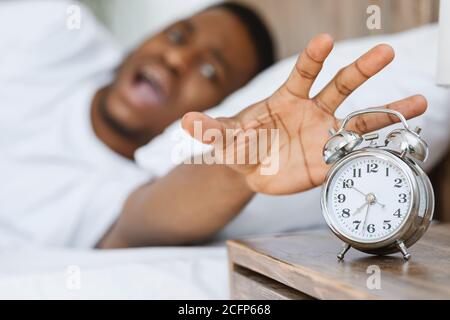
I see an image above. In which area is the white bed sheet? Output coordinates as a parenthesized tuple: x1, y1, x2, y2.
(0, 246, 228, 299)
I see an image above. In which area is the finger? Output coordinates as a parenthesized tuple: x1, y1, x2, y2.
(347, 95, 427, 134)
(314, 44, 395, 114)
(182, 112, 236, 144)
(284, 33, 334, 99)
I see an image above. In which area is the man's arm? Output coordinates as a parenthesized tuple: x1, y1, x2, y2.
(99, 34, 427, 248)
(98, 161, 254, 248)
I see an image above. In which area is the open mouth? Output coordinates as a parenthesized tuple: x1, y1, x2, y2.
(124, 64, 173, 110)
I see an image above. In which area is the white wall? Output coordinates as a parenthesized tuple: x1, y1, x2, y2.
(82, 0, 222, 49)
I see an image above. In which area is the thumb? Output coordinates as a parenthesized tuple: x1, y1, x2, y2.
(182, 112, 228, 144)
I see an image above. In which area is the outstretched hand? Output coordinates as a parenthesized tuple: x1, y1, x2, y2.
(182, 34, 427, 195)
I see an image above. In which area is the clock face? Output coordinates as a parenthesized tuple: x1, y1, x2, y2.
(325, 154, 413, 243)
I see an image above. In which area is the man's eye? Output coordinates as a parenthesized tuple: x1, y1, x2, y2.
(200, 63, 217, 81)
(167, 29, 186, 45)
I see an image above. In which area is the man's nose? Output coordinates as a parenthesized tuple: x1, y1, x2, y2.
(165, 47, 198, 75)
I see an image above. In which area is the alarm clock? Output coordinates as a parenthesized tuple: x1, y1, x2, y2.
(321, 108, 434, 261)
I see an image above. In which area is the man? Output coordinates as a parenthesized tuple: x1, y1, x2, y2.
(92, 3, 276, 159)
(0, 0, 274, 247)
(0, 1, 426, 248)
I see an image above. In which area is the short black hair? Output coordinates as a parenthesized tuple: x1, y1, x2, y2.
(210, 2, 276, 73)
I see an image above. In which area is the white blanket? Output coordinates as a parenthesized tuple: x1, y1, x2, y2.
(0, 246, 228, 299)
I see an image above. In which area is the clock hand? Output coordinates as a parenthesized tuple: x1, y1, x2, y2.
(361, 203, 371, 236)
(375, 200, 386, 209)
(351, 186, 367, 197)
(368, 192, 386, 209)
(352, 186, 384, 212)
(353, 202, 368, 216)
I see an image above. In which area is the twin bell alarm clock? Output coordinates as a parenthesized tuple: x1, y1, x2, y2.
(321, 108, 434, 261)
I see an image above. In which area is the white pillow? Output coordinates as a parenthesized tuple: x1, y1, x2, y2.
(136, 24, 450, 239)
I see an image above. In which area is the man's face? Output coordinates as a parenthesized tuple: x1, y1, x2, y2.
(101, 8, 260, 141)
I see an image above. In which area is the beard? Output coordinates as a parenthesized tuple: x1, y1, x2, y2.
(98, 87, 149, 144)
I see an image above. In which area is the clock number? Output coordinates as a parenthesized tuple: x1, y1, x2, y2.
(343, 179, 354, 188)
(367, 163, 378, 173)
(353, 220, 361, 230)
(398, 193, 407, 203)
(342, 208, 350, 218)
(337, 194, 346, 203)
(353, 168, 362, 178)
(367, 224, 375, 233)
(394, 178, 402, 188)
(386, 167, 389, 177)
(394, 209, 402, 218)
(383, 220, 392, 230)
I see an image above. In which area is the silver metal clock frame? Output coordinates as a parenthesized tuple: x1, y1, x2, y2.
(321, 148, 434, 261)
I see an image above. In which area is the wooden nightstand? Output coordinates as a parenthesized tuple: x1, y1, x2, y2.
(227, 224, 450, 300)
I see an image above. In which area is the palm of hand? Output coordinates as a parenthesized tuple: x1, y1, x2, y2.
(227, 90, 336, 194)
(183, 34, 427, 195)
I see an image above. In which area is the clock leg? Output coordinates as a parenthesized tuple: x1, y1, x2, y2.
(337, 243, 351, 261)
(396, 240, 411, 261)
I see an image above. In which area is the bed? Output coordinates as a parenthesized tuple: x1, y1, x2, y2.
(3, 1, 449, 300)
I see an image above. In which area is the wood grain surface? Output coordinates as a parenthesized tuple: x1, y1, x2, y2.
(228, 223, 450, 299)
